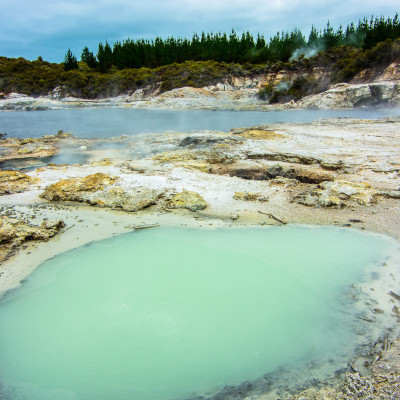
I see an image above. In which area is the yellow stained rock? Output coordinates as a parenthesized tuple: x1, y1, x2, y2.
(0, 170, 39, 195)
(153, 150, 198, 163)
(167, 190, 207, 211)
(40, 173, 117, 201)
(238, 130, 284, 140)
(0, 217, 64, 262)
(175, 161, 211, 173)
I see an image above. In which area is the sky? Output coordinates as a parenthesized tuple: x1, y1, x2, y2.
(0, 0, 399, 63)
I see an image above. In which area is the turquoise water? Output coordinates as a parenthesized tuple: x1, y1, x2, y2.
(0, 226, 395, 400)
(1, 108, 399, 138)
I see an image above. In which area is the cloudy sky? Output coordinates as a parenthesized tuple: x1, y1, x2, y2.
(0, 0, 399, 63)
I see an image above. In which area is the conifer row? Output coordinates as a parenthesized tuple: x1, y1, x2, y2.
(64, 14, 400, 72)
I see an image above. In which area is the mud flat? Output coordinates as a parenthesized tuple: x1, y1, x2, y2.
(0, 116, 400, 399)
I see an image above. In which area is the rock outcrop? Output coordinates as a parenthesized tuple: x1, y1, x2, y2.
(174, 161, 212, 173)
(40, 173, 117, 201)
(147, 86, 261, 110)
(0, 217, 65, 262)
(0, 131, 77, 170)
(153, 150, 200, 164)
(166, 190, 207, 211)
(83, 186, 164, 211)
(211, 162, 334, 184)
(294, 180, 378, 208)
(233, 192, 268, 202)
(16, 143, 55, 156)
(297, 81, 400, 109)
(0, 171, 39, 195)
(230, 128, 284, 140)
(40, 173, 164, 211)
(1, 74, 400, 111)
(153, 149, 236, 167)
(178, 134, 242, 148)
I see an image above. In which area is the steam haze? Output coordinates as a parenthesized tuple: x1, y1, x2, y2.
(0, 0, 399, 62)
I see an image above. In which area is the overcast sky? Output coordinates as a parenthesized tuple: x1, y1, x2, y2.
(0, 0, 399, 63)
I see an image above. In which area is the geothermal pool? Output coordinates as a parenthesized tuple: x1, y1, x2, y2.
(1, 108, 399, 138)
(0, 226, 396, 400)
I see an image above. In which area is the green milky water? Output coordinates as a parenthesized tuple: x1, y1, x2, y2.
(0, 226, 395, 400)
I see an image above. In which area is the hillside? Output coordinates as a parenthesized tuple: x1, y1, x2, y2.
(1, 39, 400, 107)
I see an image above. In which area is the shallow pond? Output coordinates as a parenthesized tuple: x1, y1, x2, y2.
(0, 226, 397, 400)
(1, 108, 399, 138)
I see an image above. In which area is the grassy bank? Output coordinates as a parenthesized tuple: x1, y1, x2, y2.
(1, 38, 399, 102)
(0, 58, 262, 99)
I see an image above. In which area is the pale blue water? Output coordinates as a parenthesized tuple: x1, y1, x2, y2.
(0, 108, 399, 138)
(0, 226, 395, 400)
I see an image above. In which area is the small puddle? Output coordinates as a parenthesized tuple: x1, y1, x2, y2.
(47, 150, 90, 166)
(0, 226, 398, 400)
(0, 157, 52, 171)
(0, 142, 129, 171)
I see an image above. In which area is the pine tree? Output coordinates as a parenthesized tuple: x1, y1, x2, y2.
(97, 41, 113, 72)
(81, 46, 97, 69)
(63, 49, 78, 71)
(62, 13, 400, 70)
(308, 26, 319, 47)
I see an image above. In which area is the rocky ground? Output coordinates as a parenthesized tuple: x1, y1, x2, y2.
(283, 337, 400, 400)
(0, 115, 400, 399)
(194, 337, 400, 400)
(1, 80, 400, 111)
(2, 116, 399, 235)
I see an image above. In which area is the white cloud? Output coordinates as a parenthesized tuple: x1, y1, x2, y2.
(0, 0, 399, 61)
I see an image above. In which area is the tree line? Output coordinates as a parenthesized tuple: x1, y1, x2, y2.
(64, 14, 400, 72)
